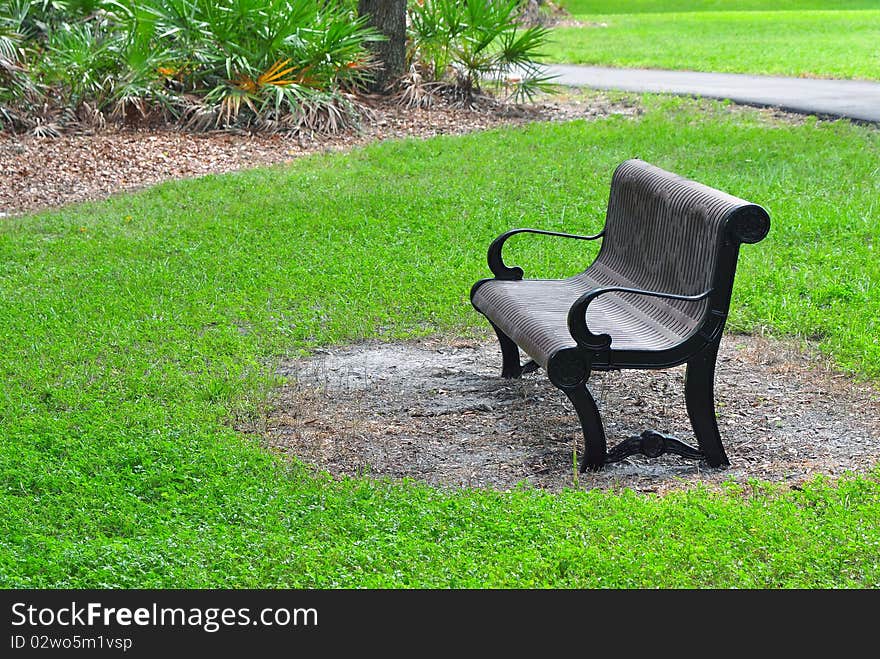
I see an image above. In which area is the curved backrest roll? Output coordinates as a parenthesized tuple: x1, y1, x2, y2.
(599, 160, 757, 293)
(583, 159, 770, 340)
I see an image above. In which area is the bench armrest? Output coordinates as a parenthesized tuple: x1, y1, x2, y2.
(487, 227, 604, 280)
(567, 286, 714, 350)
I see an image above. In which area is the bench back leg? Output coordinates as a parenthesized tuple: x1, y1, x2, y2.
(489, 321, 525, 379)
(562, 384, 608, 472)
(685, 342, 731, 468)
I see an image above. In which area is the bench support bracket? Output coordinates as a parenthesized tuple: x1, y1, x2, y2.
(606, 430, 703, 463)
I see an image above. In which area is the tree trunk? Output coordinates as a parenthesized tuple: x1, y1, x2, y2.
(357, 0, 407, 93)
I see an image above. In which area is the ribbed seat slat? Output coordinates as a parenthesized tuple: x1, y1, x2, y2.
(472, 276, 697, 367)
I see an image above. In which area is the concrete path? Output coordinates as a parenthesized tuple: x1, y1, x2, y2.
(546, 64, 880, 123)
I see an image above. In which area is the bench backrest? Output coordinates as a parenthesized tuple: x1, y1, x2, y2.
(589, 159, 770, 338)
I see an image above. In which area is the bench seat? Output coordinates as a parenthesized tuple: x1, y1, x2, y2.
(472, 268, 707, 366)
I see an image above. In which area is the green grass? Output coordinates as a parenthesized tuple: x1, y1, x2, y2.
(1, 96, 879, 587)
(560, 1, 880, 13)
(546, 9, 880, 80)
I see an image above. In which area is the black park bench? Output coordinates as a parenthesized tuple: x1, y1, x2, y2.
(470, 159, 771, 472)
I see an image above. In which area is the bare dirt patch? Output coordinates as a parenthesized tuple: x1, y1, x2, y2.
(555, 19, 610, 28)
(256, 334, 880, 494)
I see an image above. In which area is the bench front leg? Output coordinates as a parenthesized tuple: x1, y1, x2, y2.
(562, 384, 608, 472)
(548, 349, 607, 471)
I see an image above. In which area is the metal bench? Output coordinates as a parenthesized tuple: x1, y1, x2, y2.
(470, 159, 771, 471)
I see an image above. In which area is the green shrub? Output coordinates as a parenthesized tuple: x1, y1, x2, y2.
(407, 0, 554, 103)
(0, 0, 41, 129)
(1, 0, 382, 134)
(135, 0, 381, 131)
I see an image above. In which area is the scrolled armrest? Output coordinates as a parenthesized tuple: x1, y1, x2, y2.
(487, 227, 604, 280)
(567, 286, 713, 350)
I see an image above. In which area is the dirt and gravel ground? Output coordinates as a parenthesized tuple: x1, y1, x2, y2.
(257, 334, 880, 494)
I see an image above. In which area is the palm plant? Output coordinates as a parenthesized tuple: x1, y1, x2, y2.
(138, 0, 380, 131)
(0, 0, 41, 130)
(2, 1, 382, 135)
(43, 22, 119, 108)
(407, 0, 555, 104)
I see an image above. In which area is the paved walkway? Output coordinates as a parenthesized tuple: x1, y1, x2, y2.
(546, 64, 880, 123)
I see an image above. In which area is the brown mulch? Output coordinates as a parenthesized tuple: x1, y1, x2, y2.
(0, 91, 640, 217)
(254, 334, 880, 495)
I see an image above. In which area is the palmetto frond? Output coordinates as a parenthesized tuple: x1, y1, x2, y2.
(2, 0, 383, 134)
(407, 0, 553, 103)
(257, 58, 296, 87)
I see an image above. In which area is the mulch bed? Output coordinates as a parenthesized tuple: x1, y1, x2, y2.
(255, 334, 880, 494)
(0, 92, 640, 217)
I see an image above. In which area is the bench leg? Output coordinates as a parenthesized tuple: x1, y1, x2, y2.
(562, 384, 608, 472)
(489, 321, 525, 379)
(685, 342, 730, 468)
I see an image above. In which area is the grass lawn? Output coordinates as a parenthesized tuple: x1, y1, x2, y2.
(561, 1, 880, 12)
(1, 96, 879, 587)
(547, 4, 880, 80)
